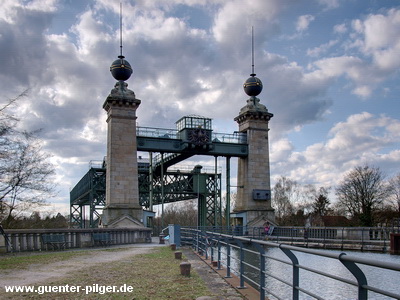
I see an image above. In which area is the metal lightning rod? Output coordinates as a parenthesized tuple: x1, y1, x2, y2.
(251, 26, 255, 76)
(119, 2, 123, 58)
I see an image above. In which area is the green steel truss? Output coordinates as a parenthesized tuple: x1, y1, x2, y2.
(70, 118, 247, 228)
(70, 167, 106, 228)
(70, 165, 221, 228)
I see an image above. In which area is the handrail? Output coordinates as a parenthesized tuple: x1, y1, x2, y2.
(137, 126, 247, 144)
(181, 227, 400, 300)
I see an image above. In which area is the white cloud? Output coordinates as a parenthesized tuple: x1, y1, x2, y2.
(307, 40, 338, 57)
(296, 14, 315, 32)
(333, 23, 346, 34)
(316, 0, 341, 9)
(352, 8, 400, 72)
(271, 112, 400, 187)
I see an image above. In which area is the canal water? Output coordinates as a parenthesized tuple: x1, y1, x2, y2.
(219, 245, 400, 299)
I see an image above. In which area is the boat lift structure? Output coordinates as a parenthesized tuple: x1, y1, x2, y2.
(70, 115, 248, 228)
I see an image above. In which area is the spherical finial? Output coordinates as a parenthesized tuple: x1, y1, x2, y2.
(243, 74, 263, 96)
(110, 56, 133, 81)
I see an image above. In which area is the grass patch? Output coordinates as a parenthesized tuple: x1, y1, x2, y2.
(0, 250, 90, 271)
(4, 247, 210, 299)
(0, 247, 129, 272)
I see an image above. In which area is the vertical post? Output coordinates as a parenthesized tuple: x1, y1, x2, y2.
(339, 253, 368, 299)
(226, 156, 231, 232)
(225, 239, 232, 278)
(239, 245, 246, 288)
(196, 231, 199, 252)
(214, 156, 218, 227)
(280, 247, 299, 300)
(205, 233, 209, 260)
(217, 236, 222, 270)
(361, 227, 364, 252)
(149, 152, 153, 211)
(210, 240, 214, 262)
(161, 153, 164, 229)
(234, 239, 246, 289)
(253, 243, 266, 300)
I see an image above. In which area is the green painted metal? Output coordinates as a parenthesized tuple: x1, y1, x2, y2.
(70, 164, 222, 228)
(70, 167, 106, 228)
(70, 116, 247, 228)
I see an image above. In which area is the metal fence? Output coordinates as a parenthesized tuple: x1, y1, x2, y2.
(180, 227, 400, 300)
(186, 225, 399, 252)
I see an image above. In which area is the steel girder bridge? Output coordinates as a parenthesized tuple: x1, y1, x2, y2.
(70, 115, 248, 228)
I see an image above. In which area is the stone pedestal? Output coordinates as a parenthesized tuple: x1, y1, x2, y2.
(101, 81, 144, 228)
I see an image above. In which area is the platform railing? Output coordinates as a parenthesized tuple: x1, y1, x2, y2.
(137, 126, 247, 144)
(180, 227, 400, 300)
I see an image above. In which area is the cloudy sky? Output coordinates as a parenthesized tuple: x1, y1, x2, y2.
(1, 0, 399, 215)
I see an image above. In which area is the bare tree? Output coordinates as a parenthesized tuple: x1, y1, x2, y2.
(388, 173, 400, 216)
(335, 165, 389, 226)
(0, 93, 56, 227)
(272, 176, 298, 220)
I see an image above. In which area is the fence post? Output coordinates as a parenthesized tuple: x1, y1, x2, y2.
(217, 236, 222, 270)
(235, 239, 246, 289)
(196, 231, 199, 252)
(253, 242, 266, 300)
(280, 246, 299, 300)
(339, 253, 368, 300)
(210, 236, 214, 262)
(205, 233, 209, 260)
(225, 237, 232, 278)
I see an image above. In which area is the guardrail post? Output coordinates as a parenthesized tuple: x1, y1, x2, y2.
(210, 236, 214, 262)
(235, 239, 246, 289)
(280, 246, 299, 300)
(253, 242, 266, 300)
(225, 237, 232, 278)
(217, 236, 222, 270)
(339, 253, 368, 300)
(205, 233, 209, 260)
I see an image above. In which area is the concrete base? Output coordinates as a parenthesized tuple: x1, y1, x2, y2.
(232, 209, 275, 227)
(101, 205, 144, 228)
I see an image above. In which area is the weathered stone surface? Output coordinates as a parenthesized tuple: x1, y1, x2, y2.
(102, 82, 143, 228)
(234, 97, 274, 220)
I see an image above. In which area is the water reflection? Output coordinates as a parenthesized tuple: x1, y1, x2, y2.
(213, 244, 400, 299)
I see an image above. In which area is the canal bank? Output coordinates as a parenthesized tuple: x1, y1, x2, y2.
(179, 228, 400, 299)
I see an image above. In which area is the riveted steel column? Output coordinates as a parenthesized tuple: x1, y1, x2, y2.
(161, 153, 164, 229)
(149, 152, 153, 211)
(226, 156, 231, 231)
(214, 156, 218, 226)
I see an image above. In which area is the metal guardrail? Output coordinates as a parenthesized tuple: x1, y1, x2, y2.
(181, 227, 400, 300)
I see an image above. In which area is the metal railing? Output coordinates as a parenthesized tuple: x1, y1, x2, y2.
(181, 227, 400, 300)
(136, 126, 247, 144)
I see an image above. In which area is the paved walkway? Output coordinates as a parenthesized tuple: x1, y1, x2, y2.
(0, 239, 249, 299)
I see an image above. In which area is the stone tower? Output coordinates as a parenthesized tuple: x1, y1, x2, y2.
(233, 72, 275, 227)
(101, 56, 144, 228)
